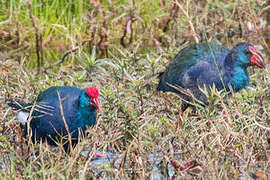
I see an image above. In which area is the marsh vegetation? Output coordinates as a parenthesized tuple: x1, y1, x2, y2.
(1, 0, 270, 179)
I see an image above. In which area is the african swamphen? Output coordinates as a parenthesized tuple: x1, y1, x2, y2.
(157, 41, 265, 113)
(8, 86, 101, 151)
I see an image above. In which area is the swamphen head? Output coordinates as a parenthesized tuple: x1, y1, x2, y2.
(229, 42, 265, 69)
(85, 86, 101, 111)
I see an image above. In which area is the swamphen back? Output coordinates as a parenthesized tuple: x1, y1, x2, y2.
(158, 41, 265, 113)
(8, 86, 101, 151)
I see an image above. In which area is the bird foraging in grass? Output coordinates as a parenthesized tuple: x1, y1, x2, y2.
(8, 86, 101, 153)
(157, 41, 265, 115)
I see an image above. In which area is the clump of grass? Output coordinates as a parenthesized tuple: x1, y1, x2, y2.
(0, 0, 270, 179)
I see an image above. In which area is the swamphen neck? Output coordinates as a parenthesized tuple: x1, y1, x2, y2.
(224, 42, 265, 91)
(76, 88, 100, 130)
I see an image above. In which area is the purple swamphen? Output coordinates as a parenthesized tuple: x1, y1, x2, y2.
(157, 41, 265, 114)
(8, 86, 101, 152)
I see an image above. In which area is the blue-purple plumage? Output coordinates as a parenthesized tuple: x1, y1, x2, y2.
(8, 86, 100, 151)
(157, 41, 265, 112)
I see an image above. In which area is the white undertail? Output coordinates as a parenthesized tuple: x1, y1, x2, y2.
(16, 111, 29, 126)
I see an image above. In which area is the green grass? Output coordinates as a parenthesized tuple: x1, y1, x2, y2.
(0, 0, 270, 179)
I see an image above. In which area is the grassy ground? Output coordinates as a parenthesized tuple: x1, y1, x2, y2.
(0, 0, 270, 179)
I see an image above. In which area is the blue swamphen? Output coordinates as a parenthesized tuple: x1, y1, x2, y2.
(157, 41, 265, 113)
(8, 86, 101, 151)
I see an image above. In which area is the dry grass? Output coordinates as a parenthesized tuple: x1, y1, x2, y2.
(0, 0, 270, 179)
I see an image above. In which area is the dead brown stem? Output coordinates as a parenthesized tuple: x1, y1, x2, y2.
(121, 15, 136, 48)
(248, 1, 270, 54)
(43, 39, 91, 73)
(27, 2, 43, 74)
(57, 91, 73, 155)
(174, 0, 199, 44)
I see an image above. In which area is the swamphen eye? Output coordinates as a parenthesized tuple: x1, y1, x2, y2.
(244, 50, 252, 56)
